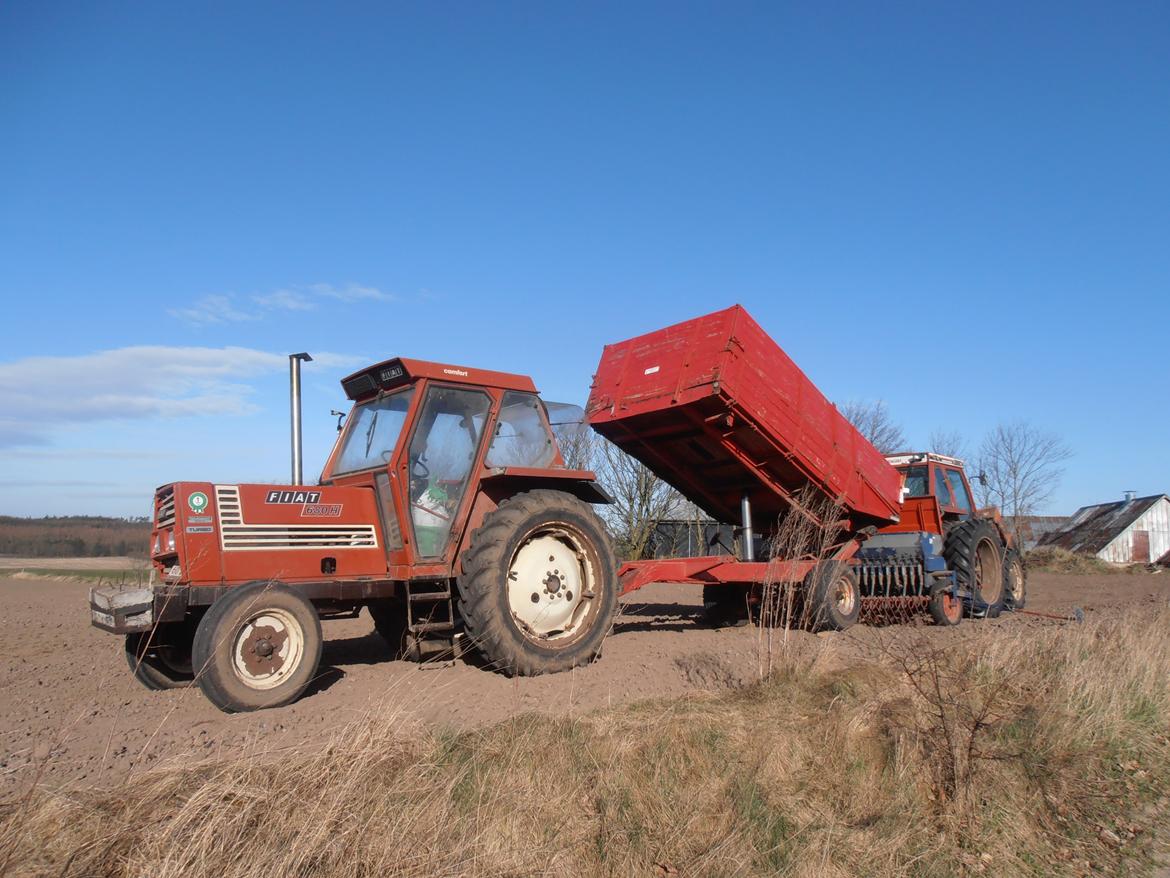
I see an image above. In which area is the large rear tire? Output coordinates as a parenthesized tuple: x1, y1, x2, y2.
(803, 562, 861, 631)
(1003, 549, 1026, 610)
(124, 627, 195, 690)
(191, 582, 323, 712)
(944, 519, 1005, 618)
(457, 490, 617, 676)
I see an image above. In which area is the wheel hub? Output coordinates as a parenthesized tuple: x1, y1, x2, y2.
(232, 612, 302, 689)
(507, 530, 595, 640)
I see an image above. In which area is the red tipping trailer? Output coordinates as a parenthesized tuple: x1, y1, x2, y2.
(586, 305, 904, 598)
(587, 305, 902, 532)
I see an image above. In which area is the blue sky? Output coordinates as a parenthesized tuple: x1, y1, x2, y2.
(1, 1, 1167, 518)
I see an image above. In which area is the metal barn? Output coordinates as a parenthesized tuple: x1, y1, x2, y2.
(1038, 493, 1170, 565)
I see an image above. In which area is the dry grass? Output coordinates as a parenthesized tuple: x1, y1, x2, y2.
(4, 610, 1170, 877)
(1026, 546, 1160, 576)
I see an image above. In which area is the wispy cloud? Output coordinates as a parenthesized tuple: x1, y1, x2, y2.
(169, 283, 396, 325)
(0, 346, 363, 447)
(168, 294, 257, 326)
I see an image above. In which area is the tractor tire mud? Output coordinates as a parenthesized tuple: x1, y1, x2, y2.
(944, 519, 1005, 617)
(191, 581, 323, 713)
(702, 584, 750, 627)
(456, 490, 617, 676)
(804, 562, 861, 631)
(1003, 549, 1027, 610)
(124, 628, 195, 690)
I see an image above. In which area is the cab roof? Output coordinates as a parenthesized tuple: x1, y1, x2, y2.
(341, 357, 538, 401)
(885, 451, 967, 468)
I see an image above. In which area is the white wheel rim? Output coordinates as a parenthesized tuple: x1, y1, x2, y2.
(834, 576, 856, 615)
(507, 526, 596, 642)
(231, 608, 304, 690)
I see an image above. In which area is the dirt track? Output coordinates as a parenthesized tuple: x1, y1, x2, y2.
(2, 569, 1168, 797)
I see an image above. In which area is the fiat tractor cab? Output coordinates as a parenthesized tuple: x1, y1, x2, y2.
(91, 357, 619, 712)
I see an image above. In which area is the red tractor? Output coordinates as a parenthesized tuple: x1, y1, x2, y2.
(92, 358, 621, 711)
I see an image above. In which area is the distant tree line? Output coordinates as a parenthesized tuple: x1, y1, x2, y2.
(0, 515, 151, 558)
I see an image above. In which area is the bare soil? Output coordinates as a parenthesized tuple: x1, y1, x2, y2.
(2, 569, 1167, 797)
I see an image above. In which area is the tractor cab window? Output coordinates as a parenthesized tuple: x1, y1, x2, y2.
(945, 469, 973, 517)
(485, 392, 556, 468)
(407, 386, 492, 557)
(933, 467, 954, 507)
(901, 465, 928, 497)
(333, 388, 415, 475)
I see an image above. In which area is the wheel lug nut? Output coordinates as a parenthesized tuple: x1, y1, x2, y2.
(531, 593, 540, 603)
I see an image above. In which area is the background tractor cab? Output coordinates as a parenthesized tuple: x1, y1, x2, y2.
(884, 452, 980, 526)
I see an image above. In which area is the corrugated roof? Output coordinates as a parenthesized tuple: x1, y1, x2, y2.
(1038, 494, 1168, 555)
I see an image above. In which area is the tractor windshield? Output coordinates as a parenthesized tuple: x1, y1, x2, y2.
(900, 465, 929, 497)
(334, 388, 416, 475)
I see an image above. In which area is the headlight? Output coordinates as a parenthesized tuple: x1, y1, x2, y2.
(153, 535, 161, 554)
(166, 531, 176, 552)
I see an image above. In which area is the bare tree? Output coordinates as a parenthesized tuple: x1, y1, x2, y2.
(975, 422, 1072, 538)
(595, 438, 682, 561)
(928, 428, 969, 460)
(839, 400, 907, 454)
(552, 420, 598, 472)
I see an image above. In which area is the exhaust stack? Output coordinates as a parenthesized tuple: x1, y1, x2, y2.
(289, 352, 313, 485)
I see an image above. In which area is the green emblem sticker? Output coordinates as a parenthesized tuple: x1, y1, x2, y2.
(188, 491, 209, 513)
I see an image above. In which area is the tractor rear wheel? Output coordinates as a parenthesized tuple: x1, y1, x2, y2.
(944, 519, 1005, 618)
(124, 627, 195, 690)
(702, 584, 750, 627)
(457, 490, 617, 676)
(1003, 549, 1027, 610)
(191, 581, 323, 712)
(803, 562, 861, 631)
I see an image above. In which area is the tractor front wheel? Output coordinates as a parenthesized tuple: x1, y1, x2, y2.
(191, 582, 323, 712)
(457, 490, 617, 676)
(124, 626, 195, 690)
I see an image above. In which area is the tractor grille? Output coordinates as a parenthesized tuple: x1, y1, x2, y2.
(155, 487, 176, 529)
(214, 485, 377, 551)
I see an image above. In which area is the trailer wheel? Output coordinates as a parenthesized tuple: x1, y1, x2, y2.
(124, 628, 195, 690)
(944, 519, 1004, 618)
(368, 599, 411, 658)
(1002, 549, 1026, 610)
(928, 581, 963, 626)
(191, 582, 323, 712)
(702, 585, 750, 627)
(457, 490, 617, 676)
(804, 563, 861, 631)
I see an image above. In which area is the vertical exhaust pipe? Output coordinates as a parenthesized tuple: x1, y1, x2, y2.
(740, 492, 754, 561)
(289, 352, 313, 485)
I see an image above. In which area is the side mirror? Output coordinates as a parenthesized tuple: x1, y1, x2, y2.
(977, 471, 989, 488)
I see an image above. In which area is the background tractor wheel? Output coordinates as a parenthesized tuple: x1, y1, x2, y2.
(191, 581, 323, 712)
(124, 627, 195, 690)
(803, 562, 861, 631)
(457, 489, 617, 676)
(1003, 549, 1027, 610)
(702, 584, 750, 627)
(944, 519, 1005, 618)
